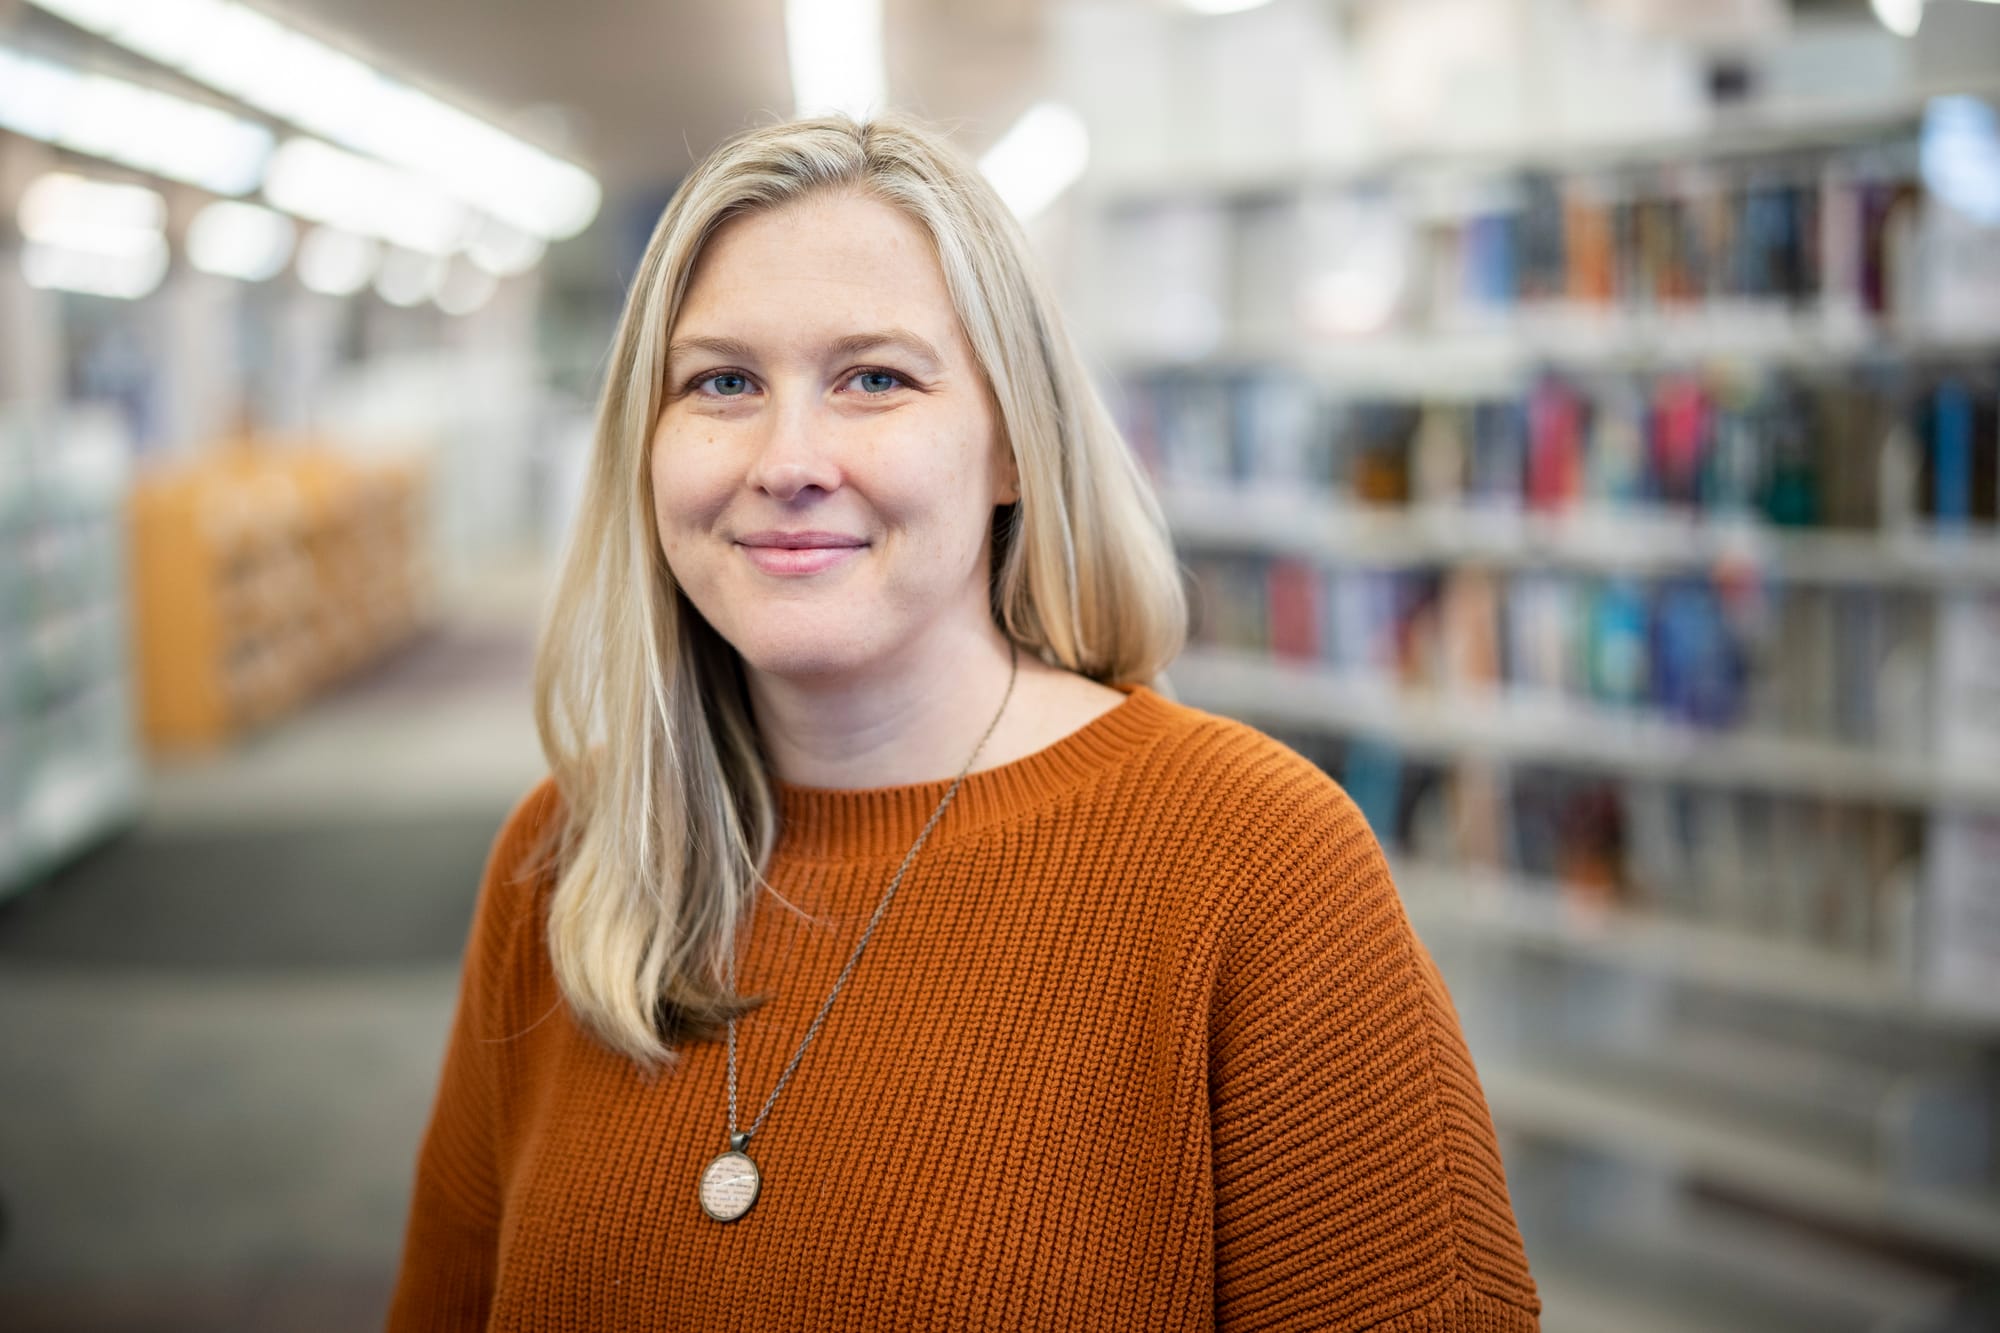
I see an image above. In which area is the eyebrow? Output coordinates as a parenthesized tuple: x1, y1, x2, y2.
(665, 328, 946, 376)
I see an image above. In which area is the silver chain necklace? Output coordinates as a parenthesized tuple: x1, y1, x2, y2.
(697, 641, 1020, 1224)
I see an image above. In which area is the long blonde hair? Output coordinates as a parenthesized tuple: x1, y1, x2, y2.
(533, 110, 1186, 1068)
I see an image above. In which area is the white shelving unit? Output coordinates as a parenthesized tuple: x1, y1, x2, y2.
(1102, 323, 2000, 404)
(1071, 43, 2000, 1320)
(0, 406, 144, 900)
(1166, 647, 2000, 811)
(1161, 487, 2000, 590)
(1082, 77, 2000, 207)
(1393, 861, 2000, 1037)
(1483, 1063, 2000, 1263)
(1524, 1191, 1968, 1333)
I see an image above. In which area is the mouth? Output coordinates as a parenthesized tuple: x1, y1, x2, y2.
(734, 536, 868, 577)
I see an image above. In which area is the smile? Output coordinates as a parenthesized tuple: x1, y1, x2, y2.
(736, 543, 867, 576)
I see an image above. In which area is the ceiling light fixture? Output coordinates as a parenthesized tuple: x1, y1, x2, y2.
(435, 262, 499, 317)
(786, 0, 885, 120)
(374, 248, 448, 307)
(296, 226, 379, 296)
(979, 102, 1090, 222)
(187, 199, 296, 280)
(18, 171, 169, 298)
(263, 137, 467, 256)
(1871, 0, 1924, 37)
(26, 0, 600, 240)
(0, 45, 270, 194)
(464, 218, 546, 278)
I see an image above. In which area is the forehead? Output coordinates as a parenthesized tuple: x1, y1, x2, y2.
(670, 193, 965, 360)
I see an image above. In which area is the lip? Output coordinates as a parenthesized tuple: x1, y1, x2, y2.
(735, 531, 868, 576)
(737, 530, 868, 549)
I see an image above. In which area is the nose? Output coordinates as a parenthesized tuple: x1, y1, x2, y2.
(745, 395, 842, 502)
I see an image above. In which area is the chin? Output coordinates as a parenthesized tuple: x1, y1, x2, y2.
(721, 615, 885, 682)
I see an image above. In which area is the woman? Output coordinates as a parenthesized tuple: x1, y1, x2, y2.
(388, 111, 1541, 1331)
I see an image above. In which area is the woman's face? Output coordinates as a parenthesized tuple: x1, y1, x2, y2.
(651, 191, 1018, 683)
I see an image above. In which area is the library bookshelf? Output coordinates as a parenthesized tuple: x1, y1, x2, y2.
(1168, 648, 2000, 811)
(1394, 861, 1995, 1037)
(1077, 86, 2000, 1328)
(1108, 321, 2000, 401)
(0, 408, 143, 901)
(127, 442, 432, 752)
(1162, 488, 2000, 590)
(1083, 78, 2000, 206)
(1484, 1062, 2000, 1265)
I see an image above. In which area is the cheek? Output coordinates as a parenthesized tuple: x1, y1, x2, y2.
(650, 430, 731, 544)
(923, 431, 1003, 554)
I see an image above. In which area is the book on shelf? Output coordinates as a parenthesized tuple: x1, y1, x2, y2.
(1924, 591, 2000, 1019)
(1180, 542, 1964, 976)
(1093, 117, 2000, 381)
(1934, 590, 2000, 770)
(1119, 357, 2000, 543)
(1187, 548, 1959, 757)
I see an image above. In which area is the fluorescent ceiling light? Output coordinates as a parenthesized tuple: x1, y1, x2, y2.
(979, 103, 1090, 222)
(22, 239, 169, 298)
(188, 199, 296, 280)
(435, 262, 498, 317)
(787, 0, 885, 120)
(20, 171, 165, 242)
(0, 45, 270, 193)
(465, 218, 546, 278)
(1872, 0, 1923, 36)
(1181, 0, 1275, 13)
(18, 173, 169, 299)
(26, 0, 600, 240)
(374, 248, 448, 307)
(264, 137, 466, 256)
(296, 226, 378, 295)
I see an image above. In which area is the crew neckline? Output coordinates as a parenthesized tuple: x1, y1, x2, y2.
(770, 682, 1172, 862)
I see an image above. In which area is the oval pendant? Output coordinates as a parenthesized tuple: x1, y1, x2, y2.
(698, 1149, 761, 1223)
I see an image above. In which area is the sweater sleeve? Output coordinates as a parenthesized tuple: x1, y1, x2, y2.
(386, 778, 557, 1332)
(1208, 775, 1541, 1333)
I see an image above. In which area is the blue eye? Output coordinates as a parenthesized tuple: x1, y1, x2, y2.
(685, 367, 907, 400)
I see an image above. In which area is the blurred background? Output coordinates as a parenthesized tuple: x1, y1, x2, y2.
(1, 0, 1998, 1329)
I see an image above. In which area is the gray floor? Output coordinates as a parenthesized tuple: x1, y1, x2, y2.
(0, 566, 552, 1332)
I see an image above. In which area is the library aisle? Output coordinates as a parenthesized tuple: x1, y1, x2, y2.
(0, 558, 551, 1331)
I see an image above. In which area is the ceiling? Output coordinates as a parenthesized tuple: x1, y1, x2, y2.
(234, 0, 1049, 193)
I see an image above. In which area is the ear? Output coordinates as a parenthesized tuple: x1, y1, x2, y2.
(992, 440, 1022, 507)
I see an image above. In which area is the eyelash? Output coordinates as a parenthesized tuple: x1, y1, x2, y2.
(682, 366, 913, 399)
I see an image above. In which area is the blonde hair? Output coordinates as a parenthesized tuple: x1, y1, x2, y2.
(533, 110, 1186, 1068)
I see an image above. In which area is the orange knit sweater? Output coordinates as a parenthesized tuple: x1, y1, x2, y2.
(388, 683, 1541, 1331)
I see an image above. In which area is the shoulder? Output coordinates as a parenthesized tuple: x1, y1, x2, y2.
(490, 774, 565, 889)
(467, 774, 567, 952)
(1126, 685, 1369, 859)
(1109, 685, 1388, 934)
(501, 773, 565, 850)
(1172, 707, 1417, 1068)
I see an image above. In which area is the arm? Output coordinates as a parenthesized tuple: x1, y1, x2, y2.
(1209, 783, 1541, 1332)
(386, 778, 558, 1331)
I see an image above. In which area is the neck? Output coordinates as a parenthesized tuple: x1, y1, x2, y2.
(747, 623, 1021, 790)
